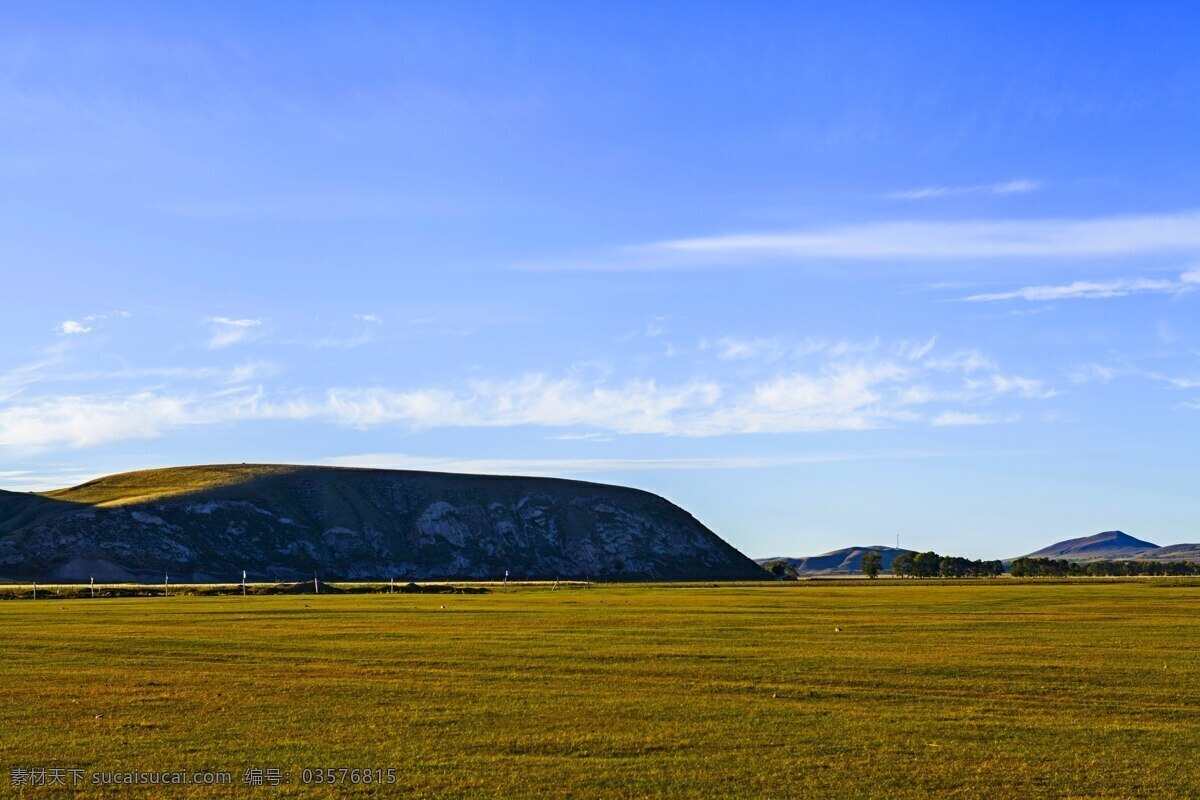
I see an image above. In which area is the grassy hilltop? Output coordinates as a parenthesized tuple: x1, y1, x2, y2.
(0, 464, 763, 582)
(2, 581, 1200, 798)
(39, 464, 308, 507)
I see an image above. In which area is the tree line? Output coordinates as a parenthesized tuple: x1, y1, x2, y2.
(1009, 557, 1200, 577)
(763, 552, 1200, 580)
(887, 551, 1006, 578)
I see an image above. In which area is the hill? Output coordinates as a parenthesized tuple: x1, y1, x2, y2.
(0, 464, 765, 582)
(1023, 531, 1160, 561)
(758, 545, 914, 575)
(1136, 544, 1200, 561)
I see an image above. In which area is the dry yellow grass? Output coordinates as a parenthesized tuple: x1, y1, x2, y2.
(41, 464, 306, 508)
(2, 580, 1199, 798)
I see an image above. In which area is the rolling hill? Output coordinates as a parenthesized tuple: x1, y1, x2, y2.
(0, 464, 766, 582)
(758, 545, 914, 576)
(1023, 531, 1161, 561)
(1135, 544, 1200, 561)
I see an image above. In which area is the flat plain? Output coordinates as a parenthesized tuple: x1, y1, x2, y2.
(2, 581, 1200, 798)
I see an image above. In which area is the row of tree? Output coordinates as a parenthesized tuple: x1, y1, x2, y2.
(884, 551, 1006, 579)
(1009, 557, 1200, 577)
(764, 552, 1200, 580)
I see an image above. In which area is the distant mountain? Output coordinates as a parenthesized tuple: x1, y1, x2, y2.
(0, 464, 766, 582)
(758, 545, 913, 575)
(1023, 531, 1160, 561)
(1137, 544, 1200, 561)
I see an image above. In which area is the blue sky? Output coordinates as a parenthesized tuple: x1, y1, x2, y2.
(3, 2, 1199, 559)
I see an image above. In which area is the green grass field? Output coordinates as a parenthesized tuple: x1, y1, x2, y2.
(2, 581, 1199, 798)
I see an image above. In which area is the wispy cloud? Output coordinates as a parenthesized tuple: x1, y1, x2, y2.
(320, 450, 959, 476)
(707, 336, 934, 364)
(0, 392, 199, 448)
(926, 349, 995, 373)
(206, 316, 262, 348)
(57, 320, 92, 335)
(55, 310, 127, 336)
(0, 357, 275, 395)
(354, 314, 383, 324)
(1068, 364, 1123, 384)
(966, 374, 1059, 399)
(714, 336, 790, 362)
(0, 348, 1053, 450)
(890, 179, 1041, 201)
(0, 468, 113, 492)
(962, 270, 1199, 302)
(623, 210, 1200, 266)
(1148, 373, 1200, 390)
(1068, 364, 1200, 393)
(931, 410, 1017, 426)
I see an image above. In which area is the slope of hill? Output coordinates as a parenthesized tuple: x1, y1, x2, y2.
(759, 545, 914, 575)
(1023, 531, 1160, 561)
(1137, 544, 1200, 561)
(0, 464, 765, 582)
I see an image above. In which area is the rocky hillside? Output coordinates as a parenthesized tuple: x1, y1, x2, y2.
(0, 464, 765, 582)
(759, 545, 914, 575)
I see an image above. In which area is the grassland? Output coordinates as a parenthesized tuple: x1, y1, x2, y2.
(2, 581, 1199, 798)
(40, 464, 308, 508)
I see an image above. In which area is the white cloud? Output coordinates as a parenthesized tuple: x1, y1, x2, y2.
(715, 336, 789, 362)
(1150, 373, 1200, 390)
(0, 468, 112, 492)
(926, 349, 996, 373)
(57, 320, 92, 335)
(354, 314, 383, 324)
(1068, 364, 1121, 384)
(0, 342, 1055, 449)
(701, 363, 916, 435)
(967, 374, 1059, 400)
(709, 336, 894, 363)
(634, 210, 1200, 265)
(1, 361, 276, 391)
(207, 316, 262, 348)
(224, 362, 276, 384)
(890, 179, 1041, 200)
(321, 450, 957, 476)
(963, 272, 1195, 302)
(898, 336, 937, 360)
(931, 411, 1015, 426)
(1068, 365, 1200, 391)
(0, 392, 198, 448)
